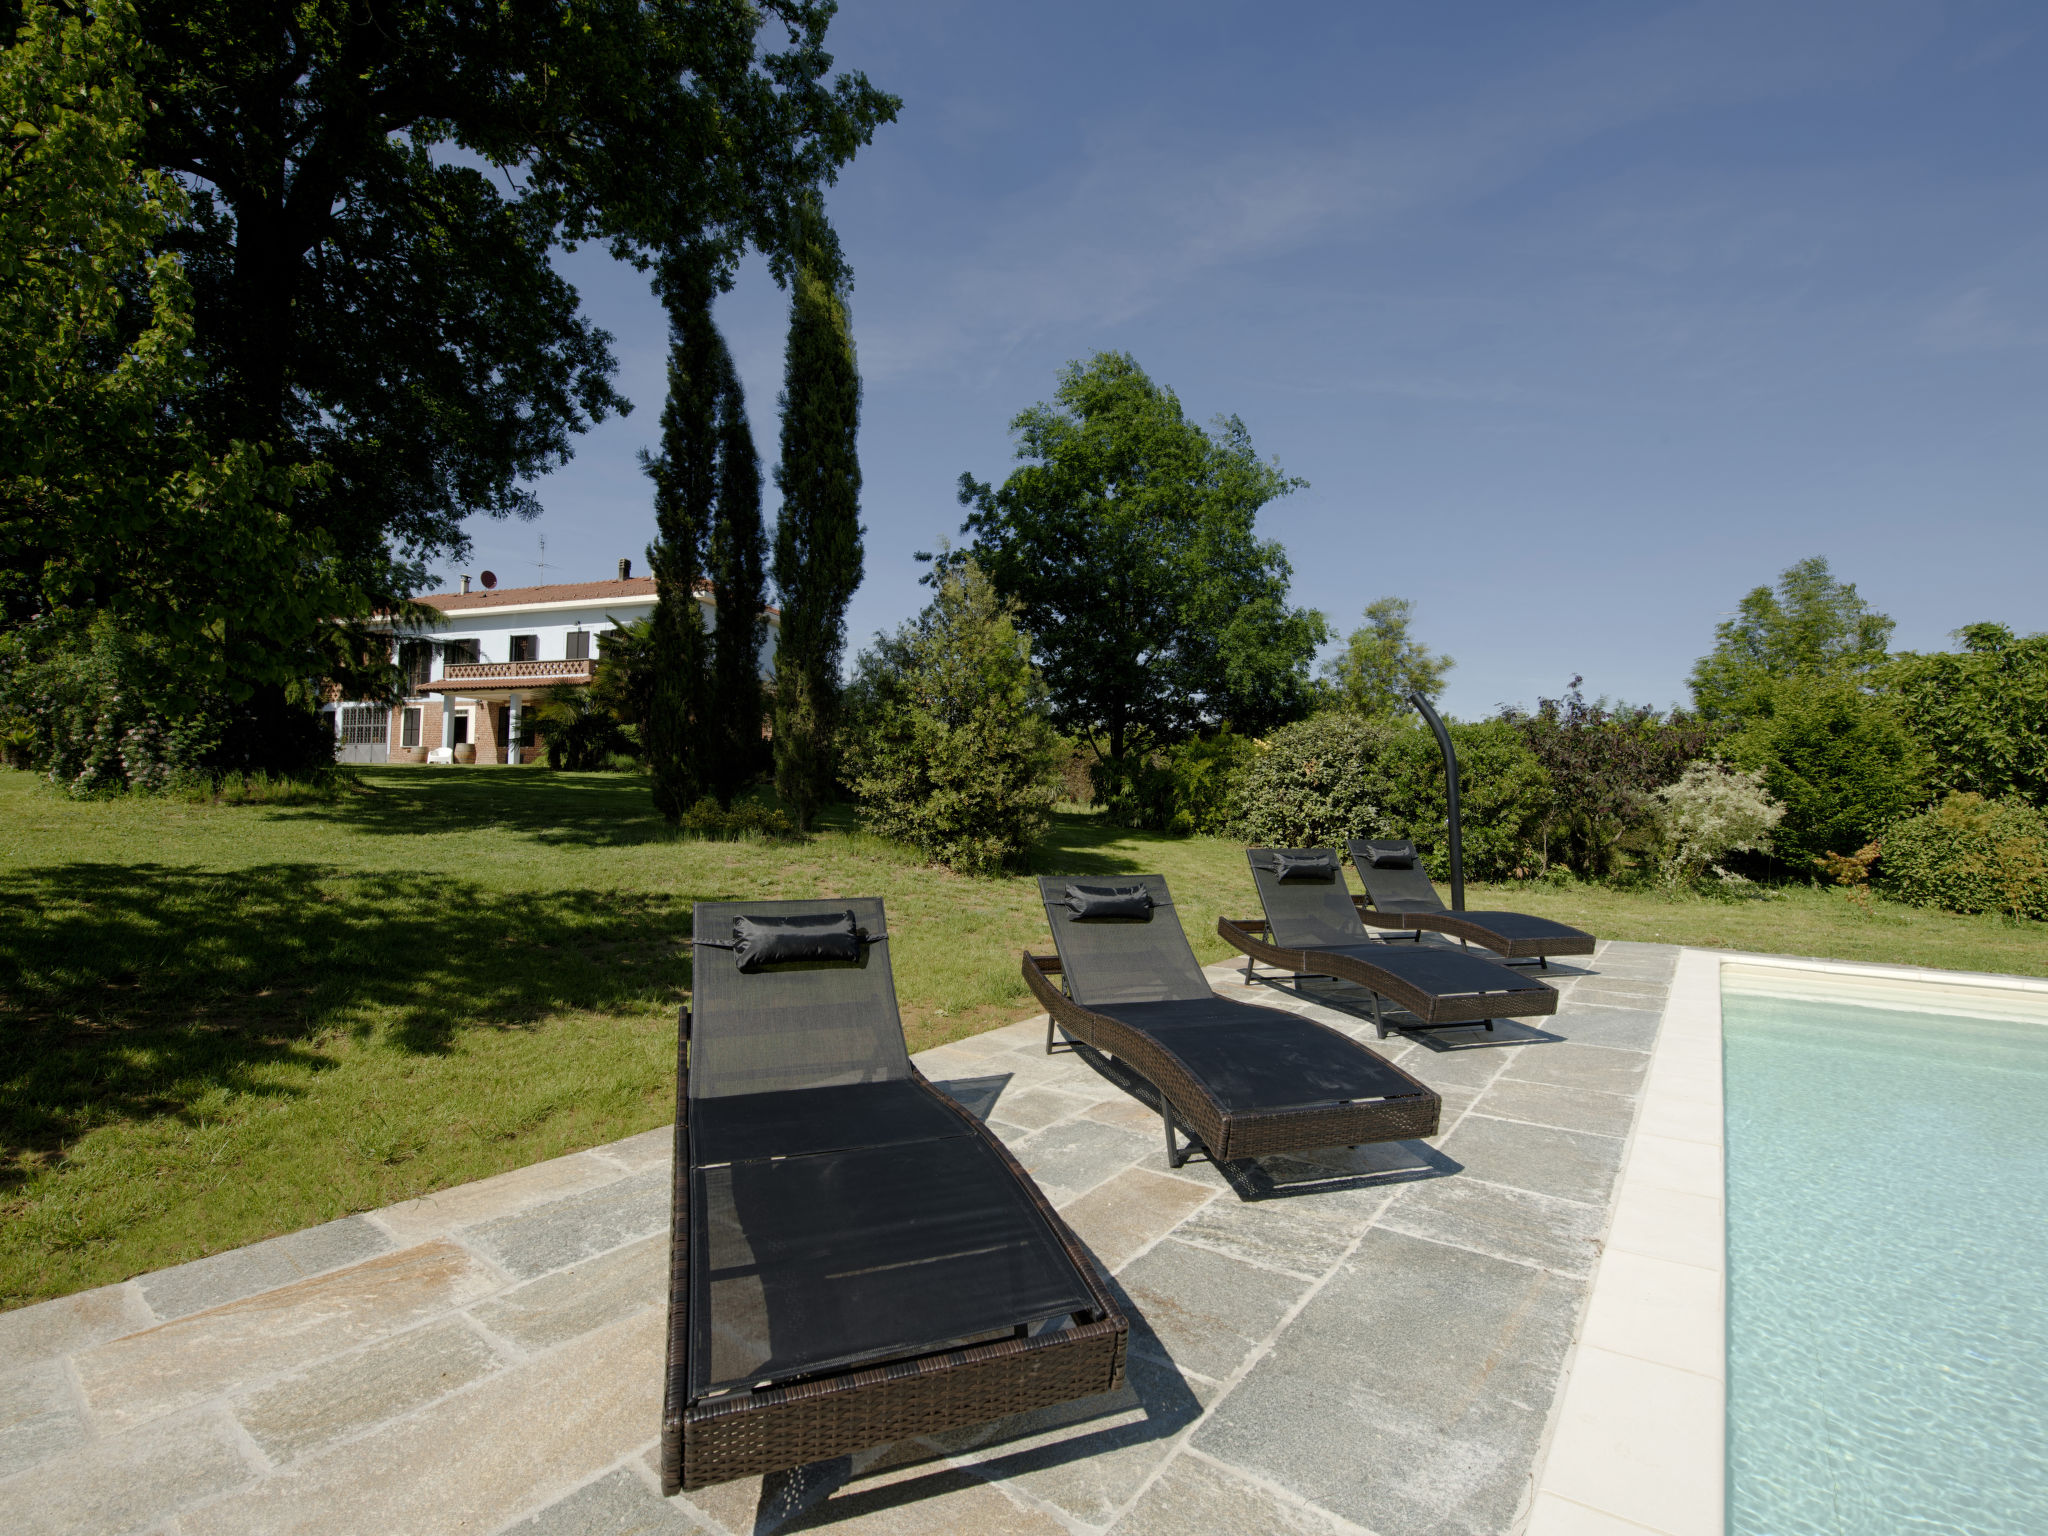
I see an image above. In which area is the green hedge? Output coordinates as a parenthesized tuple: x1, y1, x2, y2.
(1876, 793, 2048, 921)
(1235, 712, 1551, 880)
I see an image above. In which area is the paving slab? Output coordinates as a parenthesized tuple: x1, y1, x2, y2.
(1499, 1040, 1651, 1096)
(183, 1305, 663, 1536)
(497, 1465, 709, 1536)
(1546, 1006, 1663, 1052)
(1435, 1114, 1625, 1207)
(135, 1216, 394, 1322)
(1107, 1451, 1362, 1536)
(0, 1282, 153, 1364)
(462, 1166, 670, 1282)
(0, 1360, 90, 1480)
(1053, 1168, 1217, 1274)
(1115, 1238, 1312, 1382)
(1195, 1227, 1582, 1536)
(1376, 1175, 1608, 1279)
(236, 1315, 504, 1465)
(371, 1152, 625, 1245)
(76, 1239, 499, 1433)
(7, 1406, 254, 1536)
(470, 1233, 666, 1352)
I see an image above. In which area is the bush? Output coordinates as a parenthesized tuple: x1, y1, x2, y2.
(1235, 712, 1551, 879)
(1093, 729, 1254, 834)
(1725, 675, 1926, 871)
(673, 796, 794, 841)
(1876, 793, 2048, 921)
(1507, 679, 1719, 879)
(1649, 763, 1784, 887)
(840, 561, 1062, 875)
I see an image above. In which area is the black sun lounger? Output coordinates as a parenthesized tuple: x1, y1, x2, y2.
(1023, 875, 1440, 1171)
(662, 897, 1127, 1493)
(1218, 848, 1560, 1037)
(1346, 838, 1595, 966)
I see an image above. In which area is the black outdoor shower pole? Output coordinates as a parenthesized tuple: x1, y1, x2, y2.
(1407, 691, 1465, 912)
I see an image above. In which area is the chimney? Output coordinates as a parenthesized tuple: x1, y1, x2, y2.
(618, 558, 632, 580)
(460, 574, 472, 594)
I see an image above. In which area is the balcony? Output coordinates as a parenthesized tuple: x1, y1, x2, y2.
(423, 659, 595, 693)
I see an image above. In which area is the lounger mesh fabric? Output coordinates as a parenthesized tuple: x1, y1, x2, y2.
(684, 898, 1095, 1400)
(1341, 840, 1598, 955)
(691, 898, 910, 1098)
(1032, 874, 1211, 1006)
(1082, 999, 1420, 1110)
(1248, 850, 1375, 949)
(1034, 875, 1420, 1106)
(1239, 850, 1558, 1014)
(1342, 844, 1448, 914)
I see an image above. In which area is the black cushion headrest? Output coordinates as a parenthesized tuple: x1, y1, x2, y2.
(1360, 840, 1418, 869)
(732, 910, 864, 972)
(1272, 849, 1338, 883)
(1062, 881, 1154, 920)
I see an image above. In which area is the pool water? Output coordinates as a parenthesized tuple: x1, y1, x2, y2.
(1724, 988, 2048, 1535)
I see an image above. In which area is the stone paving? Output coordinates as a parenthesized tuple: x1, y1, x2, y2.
(0, 940, 1679, 1536)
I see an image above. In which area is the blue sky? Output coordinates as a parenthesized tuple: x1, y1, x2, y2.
(455, 0, 2048, 720)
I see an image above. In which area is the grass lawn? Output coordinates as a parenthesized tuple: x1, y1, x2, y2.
(3, 765, 2041, 1309)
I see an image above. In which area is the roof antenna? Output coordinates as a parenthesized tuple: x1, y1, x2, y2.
(536, 534, 550, 581)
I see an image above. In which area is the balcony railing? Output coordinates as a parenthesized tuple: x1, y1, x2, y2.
(427, 659, 595, 690)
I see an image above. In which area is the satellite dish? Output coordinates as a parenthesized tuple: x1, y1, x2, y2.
(480, 570, 498, 589)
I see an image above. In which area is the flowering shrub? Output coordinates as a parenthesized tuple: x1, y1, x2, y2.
(1650, 763, 1784, 888)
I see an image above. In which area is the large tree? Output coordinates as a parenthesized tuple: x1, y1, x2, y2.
(5, 0, 895, 755)
(1323, 596, 1453, 718)
(1689, 556, 1894, 721)
(954, 352, 1326, 766)
(771, 202, 863, 828)
(639, 257, 722, 818)
(704, 344, 768, 806)
(1883, 623, 2048, 809)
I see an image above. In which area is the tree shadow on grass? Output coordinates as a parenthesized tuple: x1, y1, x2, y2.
(0, 861, 695, 1190)
(1028, 812, 1177, 877)
(277, 768, 676, 848)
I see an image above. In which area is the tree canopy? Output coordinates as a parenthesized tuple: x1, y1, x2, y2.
(2, 0, 895, 772)
(953, 353, 1326, 763)
(1689, 556, 1894, 721)
(1323, 596, 1453, 717)
(1884, 623, 2048, 808)
(772, 203, 865, 828)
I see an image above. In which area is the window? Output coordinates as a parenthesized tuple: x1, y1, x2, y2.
(400, 707, 422, 748)
(443, 638, 481, 666)
(564, 630, 590, 661)
(510, 634, 538, 663)
(340, 705, 387, 746)
(398, 640, 434, 691)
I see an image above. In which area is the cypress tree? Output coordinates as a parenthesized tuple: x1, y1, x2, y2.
(771, 212, 864, 829)
(641, 257, 721, 821)
(704, 343, 768, 806)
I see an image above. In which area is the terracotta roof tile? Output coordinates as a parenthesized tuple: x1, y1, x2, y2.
(415, 578, 665, 611)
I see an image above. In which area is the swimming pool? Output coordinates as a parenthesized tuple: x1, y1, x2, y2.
(1723, 970, 2048, 1535)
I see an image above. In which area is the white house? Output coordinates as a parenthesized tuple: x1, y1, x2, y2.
(326, 559, 777, 764)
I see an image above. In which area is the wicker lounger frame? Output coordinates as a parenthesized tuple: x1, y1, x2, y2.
(1021, 953, 1440, 1166)
(1216, 912, 1561, 1034)
(661, 1010, 1128, 1494)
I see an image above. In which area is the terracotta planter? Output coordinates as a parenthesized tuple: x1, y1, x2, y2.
(453, 743, 476, 764)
